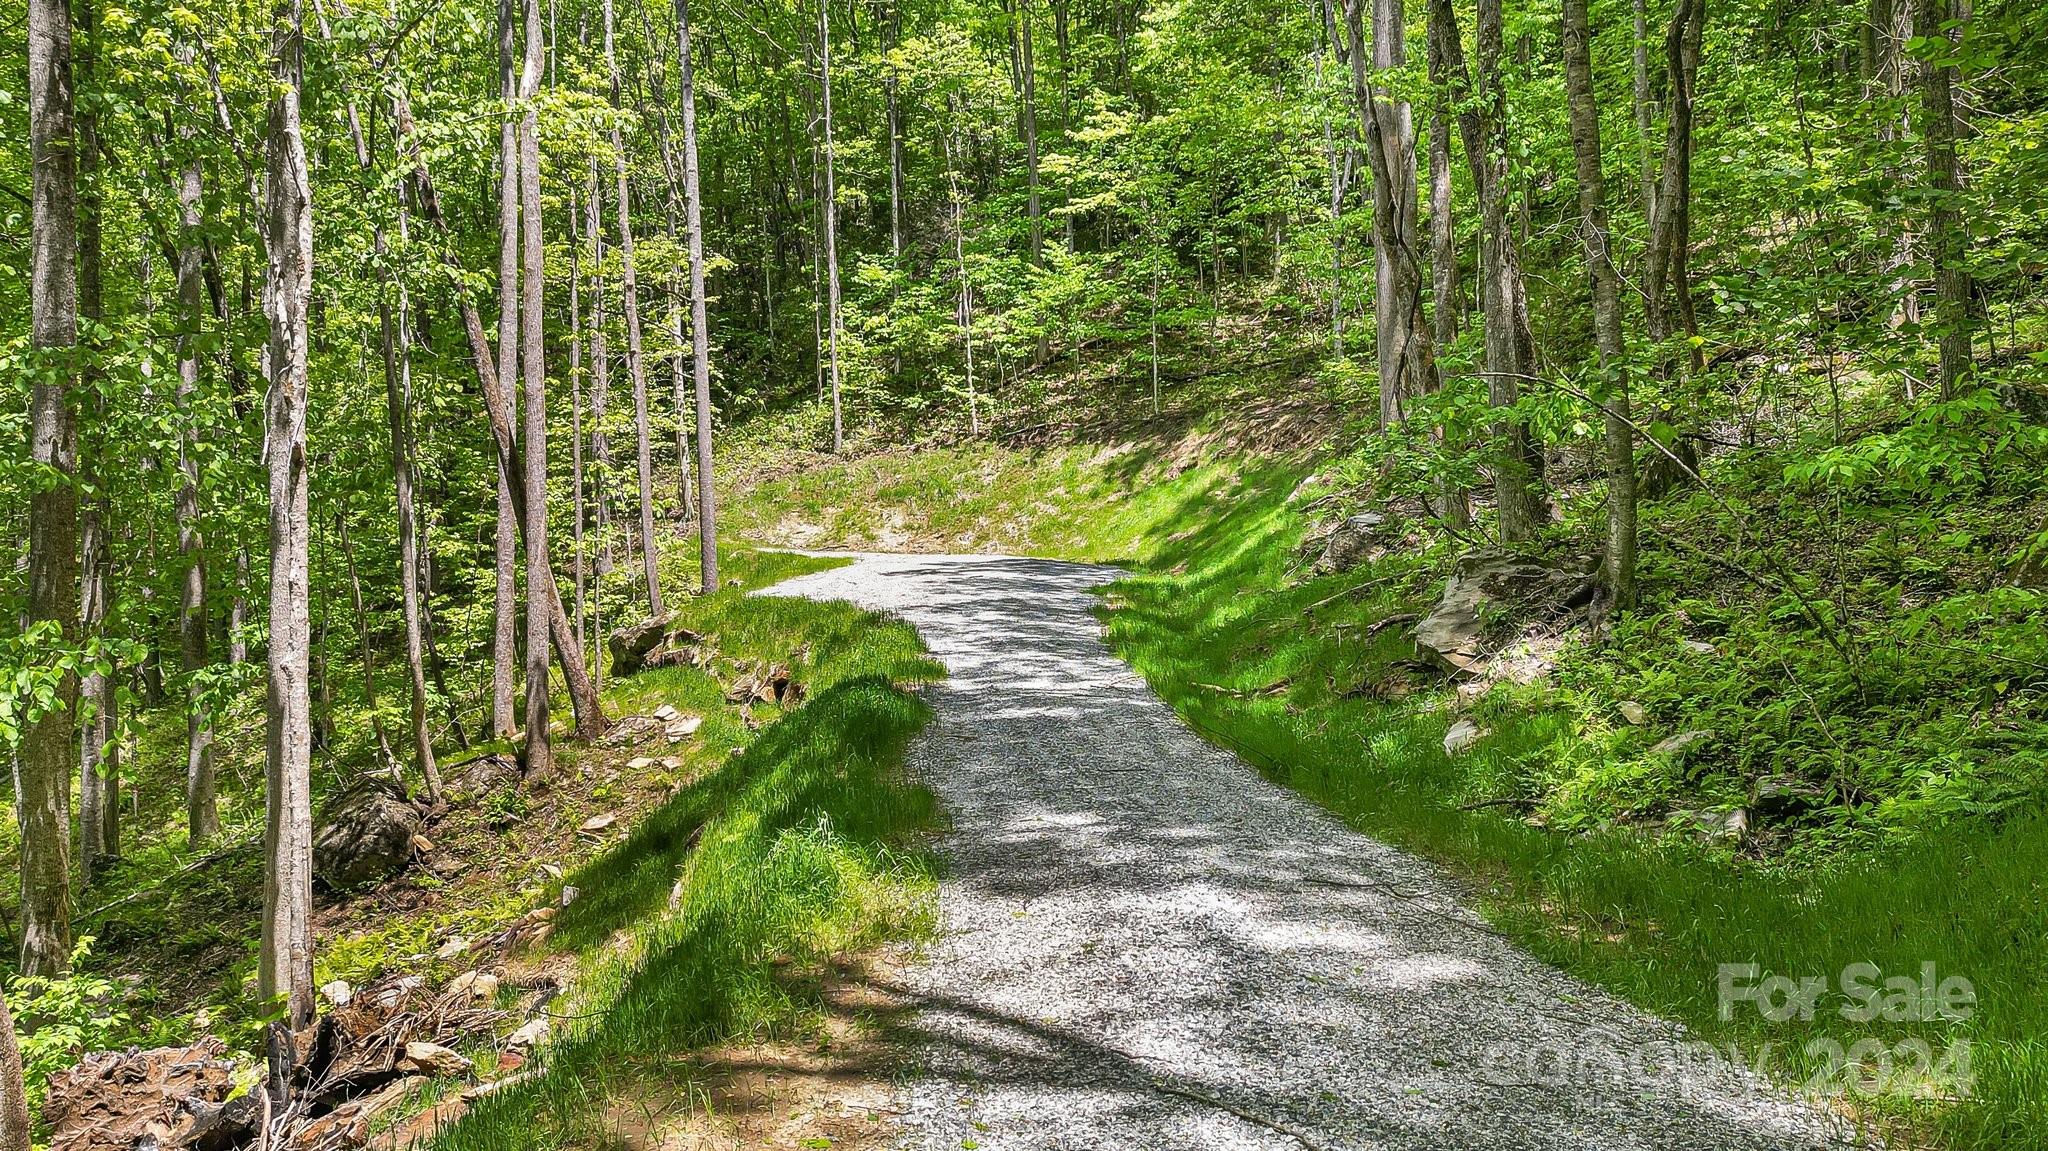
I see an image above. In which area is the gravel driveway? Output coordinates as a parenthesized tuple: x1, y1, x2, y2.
(765, 553, 1856, 1150)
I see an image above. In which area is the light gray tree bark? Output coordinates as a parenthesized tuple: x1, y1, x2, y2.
(520, 0, 553, 777)
(259, 0, 316, 1031)
(492, 0, 523, 739)
(0, 989, 26, 1151)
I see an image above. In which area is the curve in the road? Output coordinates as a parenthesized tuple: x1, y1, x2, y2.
(765, 552, 1857, 1151)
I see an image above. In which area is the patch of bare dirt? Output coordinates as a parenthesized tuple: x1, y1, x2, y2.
(609, 956, 918, 1151)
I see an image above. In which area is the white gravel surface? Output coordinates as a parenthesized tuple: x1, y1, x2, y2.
(765, 553, 1859, 1150)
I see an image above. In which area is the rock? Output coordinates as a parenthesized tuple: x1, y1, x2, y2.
(434, 936, 469, 961)
(495, 1051, 528, 1075)
(1670, 807, 1748, 841)
(314, 777, 424, 891)
(1442, 717, 1489, 756)
(724, 661, 803, 707)
(44, 1039, 240, 1151)
(445, 971, 499, 1001)
(321, 979, 355, 1008)
(1312, 513, 1391, 574)
(653, 703, 682, 721)
(410, 834, 435, 854)
(1617, 700, 1648, 725)
(665, 715, 704, 739)
(1752, 775, 1826, 819)
(374, 974, 428, 1007)
(1411, 550, 1602, 676)
(1650, 730, 1715, 757)
(1681, 639, 1719, 656)
(560, 885, 580, 907)
(608, 614, 673, 677)
(626, 756, 657, 770)
(506, 1018, 549, 1051)
(578, 812, 618, 834)
(402, 1041, 474, 1078)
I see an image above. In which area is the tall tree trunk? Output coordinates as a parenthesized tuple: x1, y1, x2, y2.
(492, 0, 523, 739)
(1317, 0, 1350, 356)
(1423, 14, 1470, 527)
(605, 0, 665, 615)
(1456, 0, 1546, 541)
(259, 0, 316, 1032)
(1341, 0, 1431, 429)
(586, 161, 615, 590)
(1916, 0, 1971, 397)
(570, 185, 589, 654)
(942, 107, 981, 434)
(176, 141, 220, 842)
(23, 0, 81, 977)
(392, 91, 608, 740)
(1563, 0, 1638, 605)
(677, 0, 720, 592)
(1632, 0, 1656, 226)
(819, 0, 846, 453)
(519, 0, 553, 778)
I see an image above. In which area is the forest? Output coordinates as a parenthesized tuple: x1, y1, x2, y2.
(4, 0, 2047, 1145)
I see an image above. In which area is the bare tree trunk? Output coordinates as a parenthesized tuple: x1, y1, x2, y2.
(1423, 15, 1470, 527)
(1563, 0, 1637, 605)
(1316, 0, 1349, 356)
(586, 162, 615, 591)
(1341, 0, 1431, 429)
(1916, 0, 1971, 397)
(819, 0, 846, 453)
(570, 185, 589, 652)
(23, 0, 81, 977)
(259, 0, 316, 1031)
(230, 545, 250, 664)
(677, 0, 720, 592)
(941, 106, 981, 435)
(492, 0, 523, 739)
(177, 140, 220, 842)
(520, 0, 554, 777)
(1455, 0, 1546, 541)
(0, 989, 27, 1151)
(605, 0, 665, 615)
(1632, 0, 1656, 226)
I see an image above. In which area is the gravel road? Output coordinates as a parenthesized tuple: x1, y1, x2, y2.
(764, 553, 1857, 1151)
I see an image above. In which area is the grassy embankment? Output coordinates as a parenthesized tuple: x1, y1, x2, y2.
(726, 426, 2048, 1150)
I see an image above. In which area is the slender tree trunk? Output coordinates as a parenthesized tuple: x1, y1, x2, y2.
(677, 0, 720, 591)
(0, 989, 26, 1151)
(1563, 0, 1637, 605)
(492, 0, 523, 739)
(1916, 0, 1971, 397)
(942, 110, 981, 435)
(570, 186, 589, 653)
(605, 0, 664, 614)
(391, 83, 602, 742)
(1342, 0, 1430, 429)
(1015, 0, 1043, 264)
(1632, 0, 1656, 227)
(819, 0, 846, 453)
(1317, 0, 1349, 356)
(23, 0, 81, 977)
(176, 143, 220, 842)
(385, 201, 441, 797)
(586, 161, 615, 590)
(259, 0, 316, 1031)
(1423, 15, 1470, 527)
(230, 545, 250, 664)
(76, 0, 111, 886)
(1458, 0, 1546, 541)
(520, 0, 553, 777)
